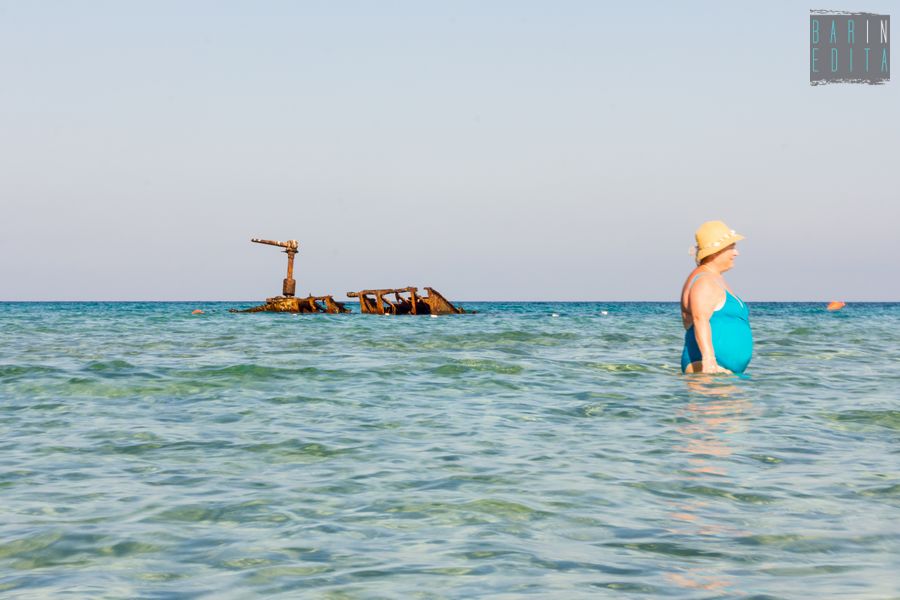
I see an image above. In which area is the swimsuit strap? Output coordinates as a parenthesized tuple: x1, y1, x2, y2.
(687, 272, 723, 293)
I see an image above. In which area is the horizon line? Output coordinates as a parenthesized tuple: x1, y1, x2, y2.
(1, 299, 896, 304)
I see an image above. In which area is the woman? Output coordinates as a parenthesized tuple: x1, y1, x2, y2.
(680, 221, 752, 374)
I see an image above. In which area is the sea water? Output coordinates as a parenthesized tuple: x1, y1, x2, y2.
(1, 302, 898, 598)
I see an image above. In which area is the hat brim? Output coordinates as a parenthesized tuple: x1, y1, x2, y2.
(696, 233, 744, 261)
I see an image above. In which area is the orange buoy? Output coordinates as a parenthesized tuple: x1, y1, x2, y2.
(192, 309, 204, 315)
(826, 301, 845, 311)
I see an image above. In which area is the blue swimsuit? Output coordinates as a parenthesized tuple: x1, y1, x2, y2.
(681, 275, 753, 374)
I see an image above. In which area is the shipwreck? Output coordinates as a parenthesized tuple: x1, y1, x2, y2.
(231, 238, 468, 315)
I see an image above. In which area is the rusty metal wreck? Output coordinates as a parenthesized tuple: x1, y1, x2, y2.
(230, 238, 468, 315)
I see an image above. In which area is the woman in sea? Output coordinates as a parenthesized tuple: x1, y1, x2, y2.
(680, 221, 753, 374)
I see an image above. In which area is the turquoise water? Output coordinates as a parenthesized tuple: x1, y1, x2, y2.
(1, 301, 898, 598)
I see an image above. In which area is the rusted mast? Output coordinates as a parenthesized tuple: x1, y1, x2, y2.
(251, 238, 298, 297)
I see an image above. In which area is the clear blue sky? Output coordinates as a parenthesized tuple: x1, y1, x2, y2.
(1, 1, 897, 301)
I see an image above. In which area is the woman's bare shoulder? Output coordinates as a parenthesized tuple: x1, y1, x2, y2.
(690, 274, 721, 293)
(688, 274, 726, 318)
(681, 268, 710, 293)
(683, 270, 724, 311)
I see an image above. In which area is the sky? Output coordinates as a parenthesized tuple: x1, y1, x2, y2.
(1, 1, 897, 301)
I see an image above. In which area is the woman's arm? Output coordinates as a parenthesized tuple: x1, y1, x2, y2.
(689, 277, 730, 374)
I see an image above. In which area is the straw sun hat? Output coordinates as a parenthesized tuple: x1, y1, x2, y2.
(690, 221, 745, 264)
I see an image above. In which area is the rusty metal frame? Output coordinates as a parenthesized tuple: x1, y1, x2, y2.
(346, 286, 464, 315)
